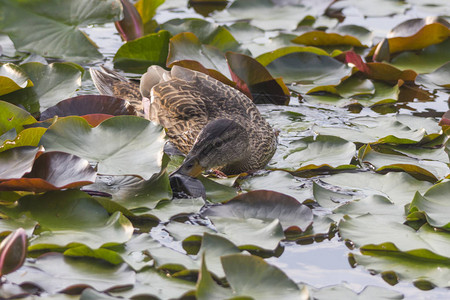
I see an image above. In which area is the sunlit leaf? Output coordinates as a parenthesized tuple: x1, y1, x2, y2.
(40, 116, 165, 180)
(0, 63, 33, 96)
(113, 30, 171, 73)
(0, 100, 36, 135)
(0, 127, 46, 152)
(134, 0, 164, 34)
(0, 0, 123, 61)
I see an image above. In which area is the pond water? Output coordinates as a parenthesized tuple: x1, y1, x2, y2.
(43, 1, 450, 299)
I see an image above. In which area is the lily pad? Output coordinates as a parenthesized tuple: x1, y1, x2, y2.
(0, 100, 36, 134)
(415, 61, 450, 90)
(1, 62, 83, 115)
(203, 190, 313, 233)
(0, 0, 122, 61)
(114, 0, 144, 41)
(0, 63, 33, 96)
(328, 0, 409, 17)
(0, 127, 46, 152)
(113, 30, 171, 73)
(39, 116, 165, 180)
(0, 147, 40, 180)
(309, 284, 403, 300)
(134, 0, 164, 34)
(5, 253, 135, 294)
(4, 190, 133, 249)
(40, 95, 137, 120)
(408, 181, 450, 229)
(0, 151, 96, 192)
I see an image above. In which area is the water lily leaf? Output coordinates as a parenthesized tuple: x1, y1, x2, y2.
(256, 46, 330, 67)
(0, 151, 96, 192)
(167, 32, 232, 82)
(134, 0, 164, 34)
(196, 254, 233, 300)
(203, 190, 313, 233)
(3, 190, 133, 249)
(0, 228, 27, 277)
(390, 39, 450, 74)
(226, 52, 290, 104)
(166, 221, 215, 245)
(312, 115, 438, 144)
(0, 63, 33, 96)
(335, 76, 375, 98)
(219, 254, 307, 300)
(64, 246, 124, 265)
(309, 284, 403, 300)
(162, 18, 242, 52)
(1, 62, 83, 115)
(238, 171, 313, 203)
(39, 116, 165, 180)
(115, 0, 144, 41)
(415, 61, 450, 90)
(292, 31, 366, 48)
(0, 100, 36, 135)
(369, 23, 450, 57)
(340, 214, 450, 259)
(0, 214, 37, 237)
(0, 127, 46, 152)
(408, 181, 450, 229)
(86, 171, 172, 211)
(5, 253, 135, 294)
(212, 0, 310, 31)
(197, 175, 238, 204)
(151, 197, 205, 222)
(352, 250, 450, 289)
(359, 144, 449, 181)
(0, 0, 122, 61)
(364, 62, 417, 81)
(328, 0, 409, 17)
(320, 172, 432, 207)
(40, 95, 137, 120)
(265, 52, 352, 93)
(226, 22, 265, 43)
(268, 135, 356, 172)
(0, 147, 39, 180)
(113, 30, 171, 73)
(112, 268, 195, 299)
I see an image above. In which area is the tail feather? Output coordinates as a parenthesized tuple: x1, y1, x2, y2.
(140, 65, 171, 98)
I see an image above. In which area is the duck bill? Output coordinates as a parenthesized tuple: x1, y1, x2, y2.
(173, 158, 204, 178)
(186, 162, 203, 177)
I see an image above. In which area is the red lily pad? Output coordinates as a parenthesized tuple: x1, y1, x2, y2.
(115, 0, 144, 41)
(0, 151, 96, 192)
(40, 95, 137, 121)
(0, 228, 27, 277)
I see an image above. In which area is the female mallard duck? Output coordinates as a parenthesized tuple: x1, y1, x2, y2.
(90, 65, 277, 177)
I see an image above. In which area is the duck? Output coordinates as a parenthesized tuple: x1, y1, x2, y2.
(90, 65, 277, 177)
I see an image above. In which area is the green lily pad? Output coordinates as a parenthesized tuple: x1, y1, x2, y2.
(390, 39, 450, 74)
(416, 61, 450, 90)
(238, 171, 313, 202)
(0, 63, 33, 96)
(113, 30, 171, 73)
(197, 175, 238, 204)
(408, 181, 450, 229)
(0, 151, 96, 192)
(320, 171, 432, 207)
(340, 214, 450, 259)
(5, 253, 135, 294)
(0, 100, 36, 135)
(162, 18, 241, 52)
(134, 0, 164, 34)
(151, 197, 205, 222)
(312, 115, 439, 144)
(292, 30, 367, 48)
(309, 284, 403, 300)
(112, 268, 195, 299)
(85, 171, 172, 211)
(0, 127, 46, 152)
(39, 116, 165, 180)
(256, 46, 330, 67)
(268, 135, 356, 172)
(265, 52, 352, 93)
(0, 0, 122, 61)
(0, 147, 39, 180)
(2, 190, 133, 249)
(1, 62, 83, 115)
(203, 190, 313, 233)
(359, 144, 449, 181)
(197, 253, 308, 300)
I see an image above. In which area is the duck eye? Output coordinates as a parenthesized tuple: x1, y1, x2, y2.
(214, 140, 223, 148)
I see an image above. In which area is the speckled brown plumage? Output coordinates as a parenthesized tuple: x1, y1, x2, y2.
(90, 65, 277, 175)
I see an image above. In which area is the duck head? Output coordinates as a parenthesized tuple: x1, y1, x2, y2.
(173, 118, 250, 177)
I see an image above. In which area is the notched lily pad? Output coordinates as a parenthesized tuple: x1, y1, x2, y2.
(0, 151, 96, 192)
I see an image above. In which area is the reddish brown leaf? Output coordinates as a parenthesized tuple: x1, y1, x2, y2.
(439, 110, 450, 126)
(365, 63, 417, 82)
(115, 0, 144, 41)
(0, 228, 27, 277)
(81, 114, 114, 127)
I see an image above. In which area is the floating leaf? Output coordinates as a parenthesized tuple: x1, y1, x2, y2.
(40, 95, 137, 120)
(40, 116, 165, 180)
(0, 228, 27, 276)
(1, 62, 83, 115)
(0, 147, 39, 180)
(0, 151, 96, 192)
(310, 284, 403, 299)
(415, 61, 450, 90)
(0, 100, 36, 135)
(115, 0, 144, 41)
(408, 181, 450, 229)
(0, 127, 46, 152)
(328, 0, 409, 17)
(256, 46, 330, 67)
(0, 0, 122, 61)
(5, 253, 135, 294)
(4, 190, 133, 249)
(151, 197, 205, 223)
(0, 63, 33, 96)
(203, 190, 313, 233)
(134, 0, 164, 34)
(292, 31, 366, 48)
(113, 30, 170, 73)
(268, 135, 356, 172)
